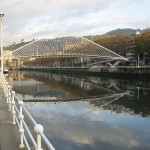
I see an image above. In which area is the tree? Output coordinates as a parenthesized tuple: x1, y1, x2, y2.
(94, 34, 130, 54)
(135, 32, 150, 54)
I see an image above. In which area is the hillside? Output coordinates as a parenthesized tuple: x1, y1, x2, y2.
(94, 31, 150, 55)
(85, 28, 140, 41)
(4, 28, 150, 52)
(104, 28, 137, 36)
(142, 28, 150, 32)
(4, 41, 33, 51)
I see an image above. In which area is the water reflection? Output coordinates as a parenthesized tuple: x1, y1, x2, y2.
(9, 71, 116, 99)
(7, 71, 150, 117)
(25, 102, 150, 150)
(6, 71, 150, 150)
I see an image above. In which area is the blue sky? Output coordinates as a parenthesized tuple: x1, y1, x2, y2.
(0, 0, 150, 46)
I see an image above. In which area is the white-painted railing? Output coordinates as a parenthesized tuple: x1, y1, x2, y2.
(117, 65, 150, 68)
(1, 75, 55, 150)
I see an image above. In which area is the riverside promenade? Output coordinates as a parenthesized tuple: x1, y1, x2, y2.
(0, 76, 55, 150)
(0, 85, 20, 150)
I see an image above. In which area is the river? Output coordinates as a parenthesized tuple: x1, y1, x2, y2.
(6, 71, 150, 150)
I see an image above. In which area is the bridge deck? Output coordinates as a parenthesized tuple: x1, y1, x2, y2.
(0, 86, 21, 150)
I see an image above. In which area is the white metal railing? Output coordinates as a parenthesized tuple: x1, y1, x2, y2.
(117, 65, 150, 68)
(0, 75, 55, 150)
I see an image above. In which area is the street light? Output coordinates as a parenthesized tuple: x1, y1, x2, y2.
(0, 12, 4, 75)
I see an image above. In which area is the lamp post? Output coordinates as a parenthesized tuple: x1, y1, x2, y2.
(0, 12, 4, 75)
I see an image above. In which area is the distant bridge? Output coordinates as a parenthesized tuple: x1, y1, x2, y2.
(4, 35, 128, 68)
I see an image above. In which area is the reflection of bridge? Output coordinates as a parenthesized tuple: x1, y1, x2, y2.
(12, 71, 150, 104)
(12, 71, 115, 99)
(8, 71, 150, 116)
(23, 93, 126, 103)
(88, 76, 150, 98)
(12, 71, 150, 100)
(5, 35, 128, 69)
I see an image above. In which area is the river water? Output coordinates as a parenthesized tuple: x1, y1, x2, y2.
(6, 71, 150, 150)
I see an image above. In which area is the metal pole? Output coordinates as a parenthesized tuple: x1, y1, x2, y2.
(81, 56, 83, 68)
(34, 124, 43, 150)
(37, 46, 38, 56)
(11, 91, 16, 124)
(8, 86, 12, 111)
(138, 54, 139, 68)
(0, 12, 4, 75)
(18, 100, 25, 149)
(137, 87, 140, 100)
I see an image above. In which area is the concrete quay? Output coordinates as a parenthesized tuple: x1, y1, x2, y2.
(0, 86, 21, 150)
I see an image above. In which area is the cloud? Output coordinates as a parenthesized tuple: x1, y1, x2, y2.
(28, 102, 144, 149)
(1, 0, 150, 45)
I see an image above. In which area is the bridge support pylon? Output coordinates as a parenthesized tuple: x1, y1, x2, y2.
(107, 61, 121, 68)
(12, 59, 22, 69)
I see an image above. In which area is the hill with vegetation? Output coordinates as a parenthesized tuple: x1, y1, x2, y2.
(4, 39, 34, 51)
(94, 31, 150, 54)
(4, 28, 150, 57)
(104, 28, 137, 36)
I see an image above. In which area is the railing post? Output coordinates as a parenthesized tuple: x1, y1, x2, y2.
(18, 100, 25, 149)
(34, 124, 44, 150)
(5, 83, 9, 103)
(2, 79, 6, 96)
(4, 81, 7, 97)
(8, 86, 12, 111)
(1, 75, 4, 85)
(2, 79, 4, 92)
(11, 91, 16, 125)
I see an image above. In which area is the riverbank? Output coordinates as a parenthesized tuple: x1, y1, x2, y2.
(19, 67, 150, 81)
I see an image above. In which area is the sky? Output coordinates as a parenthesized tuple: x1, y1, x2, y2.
(0, 0, 150, 46)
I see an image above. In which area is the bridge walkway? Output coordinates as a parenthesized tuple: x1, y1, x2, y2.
(0, 86, 21, 150)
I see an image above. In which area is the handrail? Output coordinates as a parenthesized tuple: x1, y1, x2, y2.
(117, 65, 150, 68)
(0, 75, 55, 150)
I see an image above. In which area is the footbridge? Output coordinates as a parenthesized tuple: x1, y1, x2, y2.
(5, 35, 128, 69)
